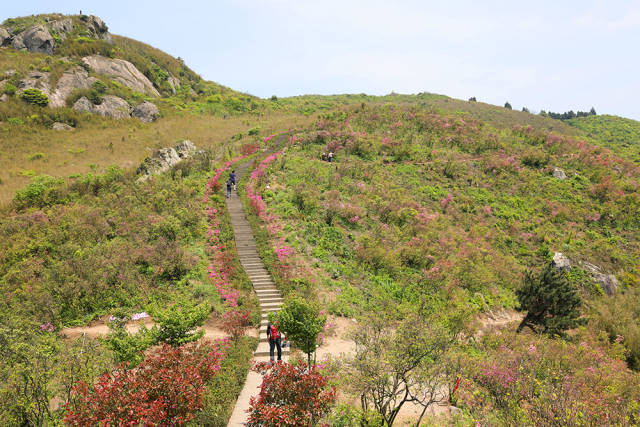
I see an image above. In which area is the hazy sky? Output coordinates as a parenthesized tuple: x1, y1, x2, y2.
(2, 1, 639, 120)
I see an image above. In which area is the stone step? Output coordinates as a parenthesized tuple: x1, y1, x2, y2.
(261, 302, 283, 309)
(256, 292, 281, 298)
(259, 297, 284, 304)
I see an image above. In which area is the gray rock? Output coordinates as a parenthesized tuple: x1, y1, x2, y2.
(82, 55, 160, 96)
(175, 140, 197, 158)
(84, 15, 112, 42)
(50, 19, 74, 39)
(13, 25, 55, 54)
(553, 252, 571, 272)
(4, 69, 17, 77)
(137, 147, 181, 177)
(167, 76, 181, 94)
(49, 67, 98, 108)
(18, 71, 51, 96)
(594, 273, 619, 296)
(0, 79, 5, 90)
(73, 95, 132, 119)
(137, 141, 202, 181)
(72, 96, 94, 113)
(552, 167, 567, 180)
(132, 101, 159, 122)
(52, 122, 73, 131)
(0, 27, 10, 46)
(580, 261, 619, 295)
(0, 94, 8, 103)
(93, 95, 132, 119)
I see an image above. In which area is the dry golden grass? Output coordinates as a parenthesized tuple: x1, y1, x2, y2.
(0, 110, 313, 206)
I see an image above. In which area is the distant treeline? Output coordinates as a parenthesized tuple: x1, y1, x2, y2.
(540, 108, 597, 120)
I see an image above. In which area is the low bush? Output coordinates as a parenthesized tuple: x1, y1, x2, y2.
(21, 88, 49, 107)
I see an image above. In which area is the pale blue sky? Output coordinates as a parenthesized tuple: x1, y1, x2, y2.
(2, 1, 639, 120)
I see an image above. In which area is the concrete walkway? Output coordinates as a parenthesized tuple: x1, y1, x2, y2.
(226, 159, 288, 427)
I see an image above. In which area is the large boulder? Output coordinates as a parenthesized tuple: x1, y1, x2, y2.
(72, 96, 93, 113)
(552, 252, 571, 272)
(132, 101, 159, 122)
(50, 19, 74, 40)
(0, 27, 10, 46)
(82, 55, 160, 96)
(93, 95, 132, 119)
(0, 94, 8, 103)
(50, 67, 98, 108)
(18, 71, 51, 96)
(13, 25, 55, 55)
(73, 95, 132, 119)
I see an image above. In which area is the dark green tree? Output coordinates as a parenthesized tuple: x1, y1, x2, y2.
(469, 96, 476, 102)
(516, 262, 583, 337)
(504, 101, 512, 110)
(589, 107, 597, 115)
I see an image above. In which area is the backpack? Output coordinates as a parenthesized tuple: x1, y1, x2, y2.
(269, 323, 281, 340)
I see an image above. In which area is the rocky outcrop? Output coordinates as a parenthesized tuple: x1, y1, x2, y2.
(49, 67, 98, 108)
(168, 76, 181, 94)
(175, 140, 197, 158)
(552, 167, 567, 180)
(82, 15, 112, 43)
(137, 140, 202, 181)
(73, 95, 132, 119)
(82, 55, 160, 96)
(18, 71, 51, 96)
(0, 27, 10, 46)
(132, 101, 159, 122)
(552, 252, 571, 272)
(52, 122, 73, 131)
(581, 261, 620, 296)
(12, 25, 55, 55)
(50, 19, 74, 40)
(0, 94, 8, 103)
(72, 96, 93, 113)
(93, 95, 132, 119)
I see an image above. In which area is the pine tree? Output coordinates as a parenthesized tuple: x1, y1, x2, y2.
(516, 262, 583, 337)
(504, 101, 512, 110)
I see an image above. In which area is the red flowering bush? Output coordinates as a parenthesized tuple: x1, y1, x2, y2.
(64, 341, 228, 426)
(221, 309, 252, 340)
(247, 360, 336, 426)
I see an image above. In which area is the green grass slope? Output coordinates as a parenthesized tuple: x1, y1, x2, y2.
(567, 114, 640, 163)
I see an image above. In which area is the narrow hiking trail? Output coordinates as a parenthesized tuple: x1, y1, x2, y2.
(227, 158, 289, 426)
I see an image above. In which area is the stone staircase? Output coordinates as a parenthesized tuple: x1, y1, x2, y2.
(226, 159, 288, 426)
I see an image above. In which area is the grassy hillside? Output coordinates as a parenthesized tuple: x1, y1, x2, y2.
(241, 104, 640, 424)
(567, 114, 640, 163)
(3, 12, 640, 425)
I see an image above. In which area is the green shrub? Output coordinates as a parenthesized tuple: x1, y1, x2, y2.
(3, 83, 17, 96)
(21, 89, 49, 107)
(13, 175, 66, 209)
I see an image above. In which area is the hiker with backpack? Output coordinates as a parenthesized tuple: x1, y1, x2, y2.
(266, 318, 282, 362)
(226, 179, 232, 198)
(229, 170, 236, 191)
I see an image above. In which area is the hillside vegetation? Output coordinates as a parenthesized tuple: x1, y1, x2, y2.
(2, 11, 640, 426)
(241, 104, 640, 424)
